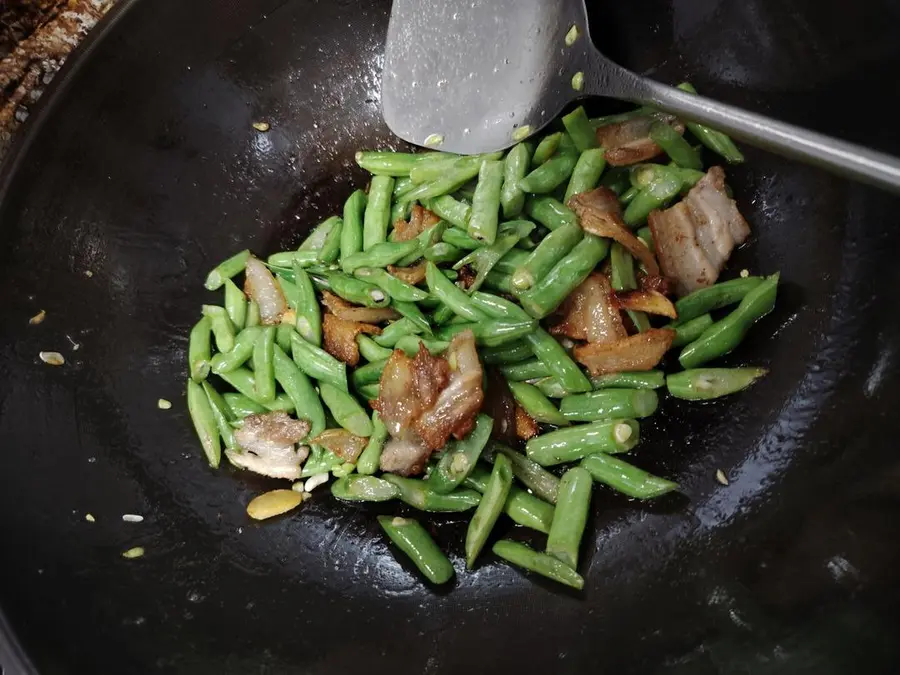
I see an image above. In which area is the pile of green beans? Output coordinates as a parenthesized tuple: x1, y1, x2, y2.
(184, 98, 780, 592)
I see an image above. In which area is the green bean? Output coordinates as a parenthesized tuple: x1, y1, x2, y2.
(483, 269, 514, 294)
(620, 186, 639, 204)
(649, 121, 702, 169)
(581, 453, 678, 499)
(373, 317, 421, 347)
(442, 227, 480, 250)
(519, 151, 578, 194)
(202, 381, 237, 450)
(429, 414, 493, 495)
(500, 358, 550, 380)
(507, 381, 568, 426)
(378, 515, 455, 584)
(486, 443, 560, 504)
(394, 336, 449, 356)
(677, 83, 745, 163)
(289, 331, 347, 389)
(218, 367, 295, 413)
(636, 226, 654, 252)
(301, 446, 343, 477)
(500, 142, 531, 218)
(278, 275, 301, 311)
(209, 326, 261, 374)
(204, 249, 250, 291)
(492, 540, 584, 590)
(223, 279, 248, 329)
(679, 273, 779, 369)
(493, 247, 530, 275)
(251, 326, 276, 403)
(202, 305, 236, 353)
(339, 189, 367, 261)
(355, 150, 421, 176)
(533, 376, 569, 399)
(526, 419, 640, 466)
(471, 291, 591, 393)
(564, 148, 607, 202)
(290, 263, 322, 346)
(362, 175, 395, 251)
(466, 159, 504, 244)
(395, 221, 448, 266)
(609, 243, 649, 332)
(331, 475, 399, 502)
(311, 215, 341, 264)
(425, 262, 487, 321)
(525, 196, 577, 231)
(590, 370, 665, 389)
(667, 367, 768, 400)
(381, 475, 481, 512)
(623, 169, 683, 227)
(275, 323, 293, 353)
(187, 379, 221, 467)
(400, 159, 483, 204)
(454, 221, 534, 293)
(672, 276, 764, 325)
(511, 221, 583, 292)
(589, 107, 652, 129)
(272, 345, 325, 436)
(394, 176, 414, 198)
(481, 341, 533, 365)
(245, 300, 261, 328)
(671, 313, 714, 348)
(424, 242, 463, 264)
(434, 318, 536, 347)
(531, 132, 562, 166)
(631, 163, 703, 192)
(357, 383, 380, 400)
(354, 412, 386, 475)
(351, 269, 426, 305)
(545, 467, 592, 569)
(427, 195, 471, 228)
(351, 359, 387, 390)
(410, 152, 495, 184)
(188, 316, 212, 381)
(559, 388, 658, 422)
(465, 453, 512, 568)
(561, 105, 599, 152)
(390, 200, 409, 224)
(392, 300, 432, 335)
(222, 392, 267, 418)
(517, 235, 609, 319)
(326, 272, 390, 308)
(299, 216, 336, 251)
(464, 465, 555, 534)
(266, 250, 319, 268)
(342, 240, 419, 273)
(600, 166, 631, 196)
(356, 335, 392, 363)
(319, 382, 372, 437)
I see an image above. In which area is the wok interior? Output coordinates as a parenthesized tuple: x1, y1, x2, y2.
(1, 0, 899, 672)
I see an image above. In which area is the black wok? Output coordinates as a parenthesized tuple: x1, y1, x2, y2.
(2, 0, 900, 672)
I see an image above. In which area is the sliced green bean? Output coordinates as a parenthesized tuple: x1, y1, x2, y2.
(623, 168, 683, 227)
(301, 446, 344, 477)
(464, 465, 555, 534)
(525, 196, 577, 231)
(357, 383, 380, 400)
(352, 358, 387, 390)
(188, 316, 212, 381)
(373, 317, 422, 347)
(672, 313, 714, 348)
(425, 242, 464, 264)
(272, 345, 325, 437)
(600, 166, 631, 195)
(340, 189, 367, 261)
(352, 268, 427, 303)
(429, 414, 493, 495)
(636, 226, 654, 252)
(533, 376, 569, 399)
(500, 358, 550, 381)
(362, 175, 395, 251)
(672, 276, 764, 325)
(483, 269, 514, 294)
(581, 453, 678, 499)
(559, 388, 658, 422)
(546, 467, 592, 569)
(487, 443, 560, 504)
(507, 381, 568, 426)
(531, 132, 562, 166)
(679, 273, 779, 369)
(202, 304, 236, 354)
(291, 263, 322, 346)
(222, 392, 267, 418)
(331, 475, 399, 502)
(210, 326, 261, 374)
(434, 318, 536, 347)
(442, 227, 480, 251)
(467, 159, 504, 244)
(245, 300, 261, 328)
(275, 323, 293, 356)
(526, 419, 640, 466)
(396, 221, 448, 267)
(252, 326, 276, 403)
(319, 382, 372, 437)
(267, 250, 319, 268)
(427, 195, 471, 228)
(454, 221, 533, 293)
(313, 215, 341, 264)
(564, 148, 606, 202)
(356, 412, 387, 475)
(342, 240, 419, 274)
(649, 121, 702, 170)
(517, 235, 610, 319)
(400, 158, 484, 204)
(299, 216, 336, 251)
(492, 540, 584, 590)
(501, 142, 532, 218)
(511, 221, 583, 292)
(289, 331, 347, 389)
(561, 106, 599, 152)
(410, 152, 495, 184)
(382, 475, 481, 512)
(204, 249, 250, 291)
(493, 247, 530, 275)
(378, 515, 455, 584)
(425, 262, 486, 321)
(519, 151, 578, 194)
(465, 453, 512, 568)
(394, 336, 448, 356)
(202, 381, 236, 450)
(667, 367, 768, 400)
(187, 379, 221, 467)
(481, 341, 533, 366)
(218, 367, 295, 413)
(392, 300, 432, 335)
(223, 279, 248, 329)
(357, 334, 393, 362)
(590, 370, 665, 389)
(326, 272, 390, 308)
(355, 151, 423, 176)
(677, 83, 745, 163)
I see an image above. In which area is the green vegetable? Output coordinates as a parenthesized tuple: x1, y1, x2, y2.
(272, 345, 326, 437)
(519, 151, 578, 193)
(204, 249, 250, 291)
(559, 388, 658, 422)
(501, 142, 532, 217)
(188, 316, 212, 382)
(252, 326, 276, 403)
(218, 368, 295, 412)
(666, 367, 768, 400)
(378, 515, 455, 584)
(545, 467, 592, 569)
(362, 175, 395, 251)
(427, 195, 471, 228)
(381, 475, 482, 512)
(649, 121, 702, 170)
(245, 300, 261, 328)
(672, 276, 764, 325)
(623, 167, 683, 227)
(425, 262, 486, 322)
(393, 336, 449, 356)
(487, 443, 560, 504)
(316, 216, 343, 263)
(186, 379, 220, 467)
(465, 453, 513, 568)
(299, 217, 336, 251)
(525, 419, 640, 466)
(590, 370, 665, 390)
(292, 262, 322, 346)
(677, 83, 745, 163)
(222, 392, 266, 418)
(501, 358, 550, 381)
(331, 475, 399, 502)
(511, 221, 583, 292)
(531, 132, 562, 165)
(319, 382, 373, 437)
(492, 540, 584, 590)
(267, 250, 319, 268)
(357, 334, 393, 362)
(564, 148, 607, 202)
(425, 242, 464, 264)
(342, 240, 419, 274)
(223, 279, 248, 329)
(355, 150, 422, 176)
(374, 317, 422, 347)
(671, 313, 714, 348)
(453, 221, 534, 293)
(202, 304, 236, 354)
(326, 272, 390, 308)
(340, 189, 366, 262)
(209, 326, 260, 374)
(429, 414, 493, 494)
(481, 341, 533, 366)
(353, 267, 428, 303)
(507, 381, 568, 426)
(202, 381, 236, 450)
(525, 196, 577, 231)
(434, 317, 536, 347)
(467, 159, 505, 244)
(289, 331, 347, 389)
(464, 465, 555, 534)
(356, 412, 388, 475)
(581, 453, 678, 499)
(679, 273, 779, 369)
(561, 106, 599, 152)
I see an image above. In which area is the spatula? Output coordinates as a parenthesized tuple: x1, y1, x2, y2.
(382, 0, 900, 193)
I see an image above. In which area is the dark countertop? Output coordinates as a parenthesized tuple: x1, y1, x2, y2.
(0, 0, 116, 158)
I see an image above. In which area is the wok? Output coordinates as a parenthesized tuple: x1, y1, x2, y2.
(2, 0, 900, 672)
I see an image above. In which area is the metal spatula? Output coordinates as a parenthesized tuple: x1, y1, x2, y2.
(382, 0, 900, 193)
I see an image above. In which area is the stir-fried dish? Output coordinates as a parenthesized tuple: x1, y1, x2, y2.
(186, 88, 777, 590)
